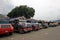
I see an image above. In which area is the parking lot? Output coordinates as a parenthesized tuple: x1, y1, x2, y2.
(0, 26, 60, 40)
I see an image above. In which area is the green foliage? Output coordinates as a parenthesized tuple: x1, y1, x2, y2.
(7, 5, 35, 18)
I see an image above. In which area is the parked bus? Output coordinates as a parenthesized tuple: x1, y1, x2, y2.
(0, 18, 14, 36)
(9, 18, 32, 34)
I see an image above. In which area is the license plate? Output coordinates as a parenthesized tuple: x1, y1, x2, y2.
(5, 31, 8, 32)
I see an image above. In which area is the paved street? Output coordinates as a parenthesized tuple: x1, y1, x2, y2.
(0, 26, 60, 40)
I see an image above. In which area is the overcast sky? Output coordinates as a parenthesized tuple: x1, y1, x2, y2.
(0, 0, 60, 21)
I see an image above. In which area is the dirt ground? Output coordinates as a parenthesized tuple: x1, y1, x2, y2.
(0, 26, 60, 40)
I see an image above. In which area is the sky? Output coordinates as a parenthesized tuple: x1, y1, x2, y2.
(0, 0, 60, 21)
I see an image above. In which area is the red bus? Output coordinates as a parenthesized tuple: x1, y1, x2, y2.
(0, 18, 14, 36)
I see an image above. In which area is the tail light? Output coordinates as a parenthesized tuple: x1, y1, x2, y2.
(0, 26, 1, 28)
(10, 25, 14, 29)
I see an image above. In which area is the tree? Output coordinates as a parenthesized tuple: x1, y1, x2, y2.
(7, 5, 35, 18)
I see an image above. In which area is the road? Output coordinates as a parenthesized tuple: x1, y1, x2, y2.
(0, 26, 60, 40)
